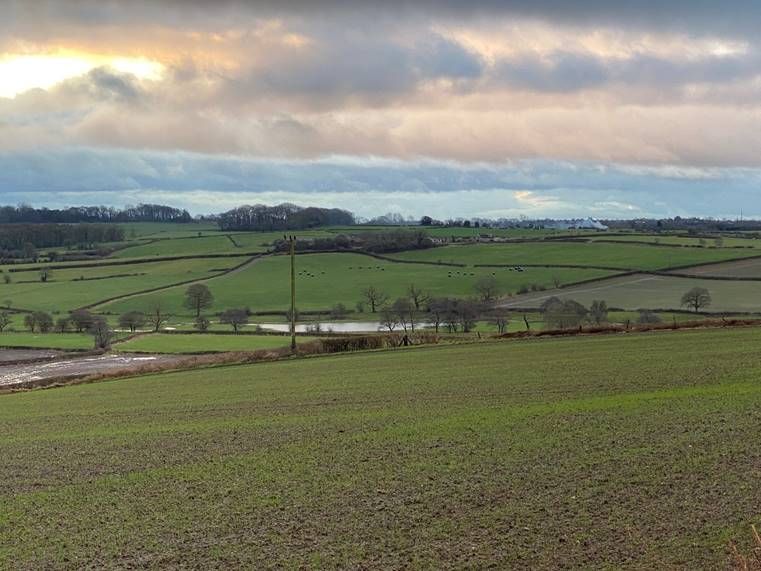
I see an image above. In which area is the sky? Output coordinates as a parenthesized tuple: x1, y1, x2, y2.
(1, 1, 761, 219)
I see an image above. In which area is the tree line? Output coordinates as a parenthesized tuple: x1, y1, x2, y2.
(272, 229, 434, 254)
(0, 224, 125, 261)
(217, 203, 355, 231)
(0, 203, 192, 224)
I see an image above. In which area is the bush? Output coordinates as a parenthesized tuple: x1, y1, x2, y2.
(637, 310, 662, 324)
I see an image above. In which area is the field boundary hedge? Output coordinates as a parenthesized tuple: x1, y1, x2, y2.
(495, 317, 761, 340)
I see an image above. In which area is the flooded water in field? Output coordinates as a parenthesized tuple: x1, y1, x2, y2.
(256, 321, 432, 333)
(0, 352, 187, 389)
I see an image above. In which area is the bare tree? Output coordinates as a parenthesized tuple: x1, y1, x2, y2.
(183, 284, 214, 318)
(380, 307, 398, 332)
(407, 284, 429, 311)
(492, 310, 510, 334)
(69, 309, 94, 333)
(457, 299, 480, 333)
(195, 316, 210, 332)
(330, 303, 348, 320)
(0, 312, 11, 332)
(637, 310, 662, 324)
(90, 316, 113, 349)
(589, 300, 608, 325)
(362, 285, 389, 313)
(55, 317, 70, 333)
(542, 297, 588, 329)
(681, 287, 711, 312)
(119, 311, 146, 333)
(220, 308, 249, 333)
(474, 276, 500, 303)
(24, 311, 52, 333)
(427, 297, 449, 333)
(149, 303, 168, 332)
(392, 297, 416, 333)
(444, 300, 460, 333)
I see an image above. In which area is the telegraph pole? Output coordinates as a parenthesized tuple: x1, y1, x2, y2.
(289, 235, 297, 351)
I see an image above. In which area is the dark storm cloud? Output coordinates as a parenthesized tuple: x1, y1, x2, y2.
(5, 1, 761, 37)
(495, 50, 761, 92)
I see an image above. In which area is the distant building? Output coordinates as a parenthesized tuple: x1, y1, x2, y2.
(544, 218, 608, 231)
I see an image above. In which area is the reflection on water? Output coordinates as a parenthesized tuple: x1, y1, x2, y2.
(256, 322, 430, 333)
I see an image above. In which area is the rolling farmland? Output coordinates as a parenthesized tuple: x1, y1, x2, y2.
(389, 241, 760, 270)
(1, 328, 760, 568)
(98, 252, 616, 316)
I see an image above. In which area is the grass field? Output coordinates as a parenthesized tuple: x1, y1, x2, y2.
(1, 327, 760, 568)
(112, 229, 348, 259)
(502, 272, 761, 312)
(115, 333, 317, 353)
(0, 332, 96, 350)
(119, 222, 220, 239)
(389, 241, 760, 270)
(0, 256, 248, 313)
(98, 252, 615, 316)
(587, 234, 761, 249)
(112, 235, 264, 258)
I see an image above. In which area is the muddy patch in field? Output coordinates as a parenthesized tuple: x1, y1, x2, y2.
(0, 353, 188, 389)
(0, 348, 65, 363)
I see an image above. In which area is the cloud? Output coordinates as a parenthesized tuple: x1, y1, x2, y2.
(494, 49, 761, 93)
(2, 0, 761, 218)
(1, 147, 760, 219)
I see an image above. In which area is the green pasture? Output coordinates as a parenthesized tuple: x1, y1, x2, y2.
(586, 233, 760, 248)
(98, 252, 615, 316)
(0, 256, 248, 313)
(115, 333, 317, 354)
(119, 222, 220, 239)
(389, 241, 759, 270)
(2, 328, 760, 568)
(111, 229, 352, 259)
(0, 332, 97, 350)
(423, 226, 602, 239)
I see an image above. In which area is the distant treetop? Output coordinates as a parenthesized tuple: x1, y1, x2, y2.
(0, 203, 192, 224)
(217, 203, 355, 231)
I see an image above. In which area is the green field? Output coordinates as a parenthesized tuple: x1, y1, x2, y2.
(503, 272, 761, 312)
(98, 252, 615, 316)
(0, 332, 97, 350)
(423, 227, 602, 239)
(111, 229, 350, 259)
(112, 235, 261, 258)
(0, 256, 248, 313)
(1, 327, 760, 568)
(587, 234, 761, 249)
(119, 222, 220, 239)
(116, 333, 317, 353)
(389, 241, 759, 270)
